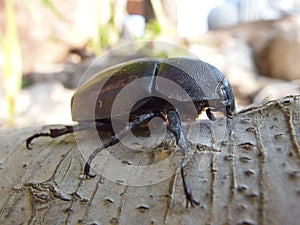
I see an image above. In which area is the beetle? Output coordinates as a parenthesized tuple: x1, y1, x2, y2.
(26, 57, 235, 208)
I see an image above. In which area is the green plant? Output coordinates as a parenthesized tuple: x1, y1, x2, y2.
(2, 0, 22, 126)
(88, 0, 123, 56)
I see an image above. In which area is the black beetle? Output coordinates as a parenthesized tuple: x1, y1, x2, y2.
(26, 57, 235, 208)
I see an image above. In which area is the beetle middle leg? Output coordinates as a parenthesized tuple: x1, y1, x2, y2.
(167, 108, 200, 208)
(84, 111, 166, 178)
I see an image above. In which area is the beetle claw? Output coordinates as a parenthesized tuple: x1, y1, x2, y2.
(84, 162, 96, 178)
(181, 167, 200, 208)
(26, 139, 33, 150)
(26, 132, 52, 149)
(186, 194, 200, 208)
(226, 106, 233, 119)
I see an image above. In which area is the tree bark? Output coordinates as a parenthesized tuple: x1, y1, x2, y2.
(1, 95, 300, 225)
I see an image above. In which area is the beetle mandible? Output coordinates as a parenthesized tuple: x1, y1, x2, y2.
(26, 57, 235, 208)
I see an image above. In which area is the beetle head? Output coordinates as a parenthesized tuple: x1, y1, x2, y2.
(205, 76, 235, 120)
(216, 77, 235, 118)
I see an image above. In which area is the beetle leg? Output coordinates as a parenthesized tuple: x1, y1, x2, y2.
(206, 108, 216, 121)
(26, 122, 117, 149)
(26, 126, 74, 149)
(167, 109, 200, 208)
(84, 137, 119, 178)
(226, 105, 233, 119)
(26, 122, 104, 149)
(84, 112, 164, 178)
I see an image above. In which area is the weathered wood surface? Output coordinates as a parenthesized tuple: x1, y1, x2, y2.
(0, 95, 300, 225)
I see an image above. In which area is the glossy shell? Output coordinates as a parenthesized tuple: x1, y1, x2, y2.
(71, 57, 232, 122)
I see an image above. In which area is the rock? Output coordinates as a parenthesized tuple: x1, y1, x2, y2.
(208, 2, 240, 30)
(256, 34, 300, 80)
(0, 81, 73, 128)
(226, 15, 300, 80)
(254, 80, 300, 104)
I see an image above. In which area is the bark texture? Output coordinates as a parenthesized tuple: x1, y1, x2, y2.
(0, 95, 300, 225)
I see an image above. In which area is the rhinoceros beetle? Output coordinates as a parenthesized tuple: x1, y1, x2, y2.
(26, 57, 235, 208)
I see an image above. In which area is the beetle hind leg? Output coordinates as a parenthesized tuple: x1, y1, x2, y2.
(26, 126, 74, 149)
(167, 108, 200, 208)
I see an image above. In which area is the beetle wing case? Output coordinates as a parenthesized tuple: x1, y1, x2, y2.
(71, 57, 231, 122)
(155, 58, 224, 103)
(71, 59, 161, 122)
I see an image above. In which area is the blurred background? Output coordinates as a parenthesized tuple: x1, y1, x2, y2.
(1, 0, 300, 128)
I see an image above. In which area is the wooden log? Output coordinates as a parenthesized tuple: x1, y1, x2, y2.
(0, 95, 300, 225)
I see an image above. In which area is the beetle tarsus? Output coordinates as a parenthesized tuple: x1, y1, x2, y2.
(167, 108, 200, 208)
(181, 167, 200, 207)
(26, 126, 74, 149)
(26, 132, 52, 149)
(84, 162, 96, 178)
(226, 106, 233, 119)
(83, 146, 106, 178)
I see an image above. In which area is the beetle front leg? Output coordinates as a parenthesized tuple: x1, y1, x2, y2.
(167, 109, 200, 208)
(206, 108, 216, 121)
